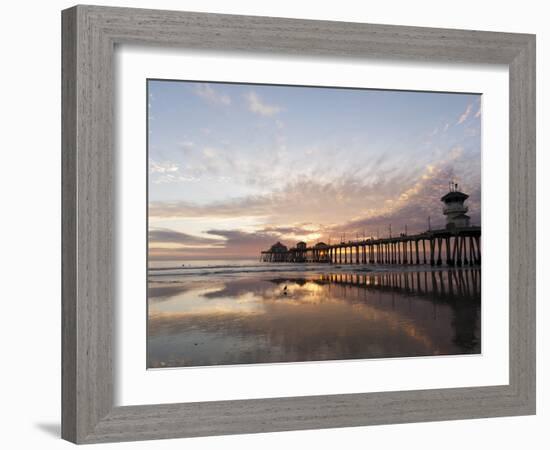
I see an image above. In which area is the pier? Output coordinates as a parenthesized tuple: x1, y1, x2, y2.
(260, 184, 481, 267)
(260, 227, 481, 267)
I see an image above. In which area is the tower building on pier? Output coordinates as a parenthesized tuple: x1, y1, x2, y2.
(441, 182, 471, 229)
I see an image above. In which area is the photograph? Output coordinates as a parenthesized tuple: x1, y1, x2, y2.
(146, 80, 482, 368)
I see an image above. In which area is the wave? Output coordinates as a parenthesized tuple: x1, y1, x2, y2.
(150, 263, 266, 271)
(148, 263, 377, 277)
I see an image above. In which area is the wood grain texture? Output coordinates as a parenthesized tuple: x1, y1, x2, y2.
(61, 4, 536, 444)
(62, 5, 114, 442)
(61, 7, 77, 443)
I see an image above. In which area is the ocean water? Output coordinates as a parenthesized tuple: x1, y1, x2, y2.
(148, 259, 379, 277)
(147, 260, 481, 368)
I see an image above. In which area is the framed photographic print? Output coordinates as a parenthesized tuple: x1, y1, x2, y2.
(146, 80, 483, 369)
(62, 5, 536, 444)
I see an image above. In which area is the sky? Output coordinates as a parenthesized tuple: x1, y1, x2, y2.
(148, 80, 481, 261)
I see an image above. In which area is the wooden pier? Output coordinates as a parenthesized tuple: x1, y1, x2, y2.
(260, 226, 481, 267)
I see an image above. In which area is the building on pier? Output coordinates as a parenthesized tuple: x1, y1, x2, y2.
(311, 242, 329, 263)
(266, 241, 288, 262)
(441, 183, 470, 229)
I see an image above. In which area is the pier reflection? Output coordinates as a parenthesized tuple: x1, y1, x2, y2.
(315, 269, 480, 303)
(285, 269, 480, 351)
(147, 269, 481, 368)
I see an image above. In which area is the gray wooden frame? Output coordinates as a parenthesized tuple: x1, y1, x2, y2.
(62, 4, 536, 444)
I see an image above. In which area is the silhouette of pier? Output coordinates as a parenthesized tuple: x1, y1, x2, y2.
(260, 184, 481, 267)
(260, 227, 480, 267)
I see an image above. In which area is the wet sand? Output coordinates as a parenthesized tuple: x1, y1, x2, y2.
(147, 267, 481, 368)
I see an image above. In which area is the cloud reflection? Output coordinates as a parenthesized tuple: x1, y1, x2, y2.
(148, 269, 480, 368)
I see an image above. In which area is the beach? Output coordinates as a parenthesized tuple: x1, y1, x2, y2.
(147, 261, 481, 368)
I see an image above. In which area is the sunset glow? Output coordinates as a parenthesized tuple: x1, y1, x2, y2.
(148, 81, 481, 261)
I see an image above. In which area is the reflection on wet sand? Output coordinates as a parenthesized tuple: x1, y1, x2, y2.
(147, 269, 481, 368)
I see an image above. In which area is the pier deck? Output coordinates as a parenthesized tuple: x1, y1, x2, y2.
(260, 226, 481, 267)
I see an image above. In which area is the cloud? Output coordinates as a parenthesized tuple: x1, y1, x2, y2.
(148, 228, 225, 260)
(150, 161, 179, 174)
(193, 83, 231, 105)
(206, 229, 277, 247)
(457, 103, 473, 125)
(149, 155, 480, 259)
(149, 228, 282, 260)
(150, 173, 198, 184)
(260, 225, 317, 235)
(335, 165, 456, 235)
(474, 106, 481, 118)
(149, 159, 202, 184)
(151, 172, 404, 221)
(327, 146, 480, 238)
(179, 140, 194, 149)
(147, 148, 422, 223)
(245, 91, 282, 117)
(149, 175, 402, 223)
(149, 228, 223, 246)
(148, 141, 480, 259)
(149, 131, 412, 194)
